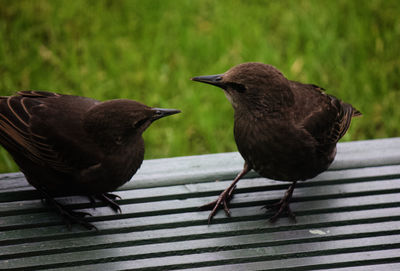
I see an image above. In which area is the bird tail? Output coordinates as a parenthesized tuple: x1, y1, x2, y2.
(352, 107, 362, 117)
(337, 102, 361, 140)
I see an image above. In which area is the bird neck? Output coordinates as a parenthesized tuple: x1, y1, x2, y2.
(94, 131, 143, 155)
(83, 103, 145, 154)
(233, 101, 288, 121)
(102, 136, 145, 181)
(233, 85, 295, 119)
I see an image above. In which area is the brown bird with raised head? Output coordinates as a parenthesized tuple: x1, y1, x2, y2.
(0, 91, 180, 229)
(192, 62, 361, 224)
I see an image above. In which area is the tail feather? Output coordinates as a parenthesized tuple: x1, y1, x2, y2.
(337, 102, 361, 140)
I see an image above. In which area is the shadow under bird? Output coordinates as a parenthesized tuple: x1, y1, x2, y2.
(192, 62, 361, 224)
(0, 91, 180, 229)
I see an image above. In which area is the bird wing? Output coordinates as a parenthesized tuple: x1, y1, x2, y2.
(0, 91, 56, 167)
(0, 91, 100, 173)
(296, 84, 361, 146)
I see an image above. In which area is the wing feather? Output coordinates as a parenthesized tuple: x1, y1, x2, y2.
(0, 92, 99, 173)
(297, 84, 361, 146)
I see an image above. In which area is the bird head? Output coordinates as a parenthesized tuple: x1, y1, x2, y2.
(192, 62, 294, 114)
(84, 99, 180, 148)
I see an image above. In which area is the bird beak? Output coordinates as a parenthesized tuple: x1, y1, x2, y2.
(151, 108, 181, 121)
(191, 74, 225, 88)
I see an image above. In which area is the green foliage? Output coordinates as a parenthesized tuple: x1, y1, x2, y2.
(0, 0, 399, 173)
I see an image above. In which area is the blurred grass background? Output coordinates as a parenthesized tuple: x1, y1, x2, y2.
(0, 0, 399, 173)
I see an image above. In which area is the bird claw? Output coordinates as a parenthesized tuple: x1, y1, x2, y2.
(102, 192, 121, 201)
(200, 188, 234, 224)
(44, 196, 97, 230)
(264, 181, 297, 223)
(199, 164, 250, 224)
(69, 210, 92, 218)
(60, 209, 97, 231)
(222, 199, 231, 216)
(86, 193, 122, 213)
(265, 199, 296, 223)
(96, 193, 122, 213)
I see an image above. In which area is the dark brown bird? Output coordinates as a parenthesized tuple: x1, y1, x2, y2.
(0, 91, 180, 229)
(192, 62, 361, 224)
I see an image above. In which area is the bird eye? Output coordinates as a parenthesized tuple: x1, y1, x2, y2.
(227, 82, 246, 93)
(134, 118, 148, 128)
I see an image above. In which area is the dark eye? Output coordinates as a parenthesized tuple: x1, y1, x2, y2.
(226, 82, 246, 93)
(134, 118, 148, 128)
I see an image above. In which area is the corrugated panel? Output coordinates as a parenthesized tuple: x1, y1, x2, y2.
(1, 138, 400, 270)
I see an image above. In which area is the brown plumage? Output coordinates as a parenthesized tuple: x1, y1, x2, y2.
(192, 62, 361, 223)
(0, 91, 180, 229)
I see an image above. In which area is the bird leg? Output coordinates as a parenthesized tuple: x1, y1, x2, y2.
(200, 163, 251, 224)
(87, 193, 122, 213)
(39, 189, 96, 230)
(265, 181, 297, 222)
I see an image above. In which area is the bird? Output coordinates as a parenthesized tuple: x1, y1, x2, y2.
(192, 62, 361, 224)
(0, 91, 180, 229)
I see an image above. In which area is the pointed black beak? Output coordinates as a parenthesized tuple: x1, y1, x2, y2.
(151, 108, 181, 121)
(191, 74, 225, 88)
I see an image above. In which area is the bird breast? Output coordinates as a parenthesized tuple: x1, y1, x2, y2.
(234, 116, 334, 182)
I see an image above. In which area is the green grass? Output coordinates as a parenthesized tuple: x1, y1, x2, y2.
(0, 0, 399, 173)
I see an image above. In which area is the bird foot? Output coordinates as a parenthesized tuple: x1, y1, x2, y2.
(43, 196, 97, 230)
(198, 164, 250, 224)
(264, 198, 296, 223)
(97, 193, 122, 213)
(199, 185, 236, 224)
(264, 181, 297, 223)
(87, 193, 122, 213)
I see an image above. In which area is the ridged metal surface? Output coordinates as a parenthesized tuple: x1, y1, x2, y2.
(1, 138, 400, 270)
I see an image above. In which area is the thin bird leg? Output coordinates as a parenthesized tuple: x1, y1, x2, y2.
(87, 195, 96, 208)
(95, 193, 122, 213)
(39, 189, 96, 230)
(200, 163, 251, 224)
(265, 181, 297, 223)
